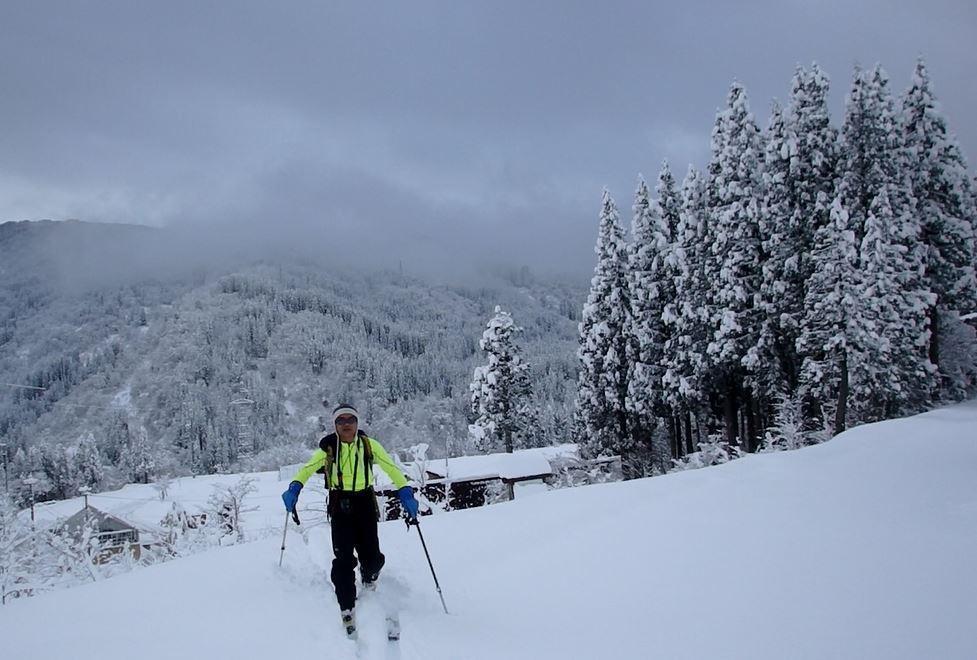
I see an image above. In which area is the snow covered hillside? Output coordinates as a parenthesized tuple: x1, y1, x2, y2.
(3, 402, 976, 660)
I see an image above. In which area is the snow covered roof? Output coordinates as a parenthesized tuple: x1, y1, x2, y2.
(61, 506, 137, 534)
(422, 444, 578, 482)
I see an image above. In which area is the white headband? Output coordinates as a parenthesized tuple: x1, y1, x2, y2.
(332, 407, 359, 424)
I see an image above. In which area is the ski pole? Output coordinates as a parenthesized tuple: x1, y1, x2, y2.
(409, 518, 449, 614)
(278, 509, 301, 567)
(278, 512, 289, 566)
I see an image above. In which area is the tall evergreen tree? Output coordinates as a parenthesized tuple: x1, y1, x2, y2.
(853, 186, 904, 419)
(626, 166, 679, 467)
(786, 63, 839, 273)
(662, 166, 710, 456)
(655, 163, 684, 455)
(754, 101, 794, 400)
(575, 190, 634, 470)
(902, 58, 977, 398)
(755, 65, 839, 402)
(657, 162, 683, 242)
(469, 306, 536, 454)
(705, 82, 765, 450)
(837, 65, 935, 416)
(76, 433, 104, 492)
(797, 191, 862, 434)
(121, 427, 156, 484)
(625, 177, 663, 449)
(868, 66, 935, 412)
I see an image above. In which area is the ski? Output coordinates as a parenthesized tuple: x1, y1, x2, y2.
(385, 614, 400, 641)
(340, 609, 357, 639)
(359, 576, 401, 642)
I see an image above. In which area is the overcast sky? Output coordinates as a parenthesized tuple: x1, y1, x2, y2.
(1, 1, 975, 279)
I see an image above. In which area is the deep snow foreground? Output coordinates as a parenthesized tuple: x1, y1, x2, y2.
(3, 403, 976, 660)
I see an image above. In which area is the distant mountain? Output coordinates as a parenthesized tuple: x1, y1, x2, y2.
(0, 220, 583, 501)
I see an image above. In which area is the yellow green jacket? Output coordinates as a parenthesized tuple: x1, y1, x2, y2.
(292, 432, 408, 492)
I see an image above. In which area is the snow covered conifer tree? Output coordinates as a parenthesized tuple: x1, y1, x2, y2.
(786, 64, 839, 262)
(121, 426, 156, 484)
(76, 433, 104, 492)
(797, 191, 862, 435)
(902, 58, 977, 398)
(754, 101, 794, 399)
(866, 66, 936, 412)
(654, 164, 683, 457)
(657, 162, 683, 242)
(836, 66, 879, 243)
(625, 177, 658, 445)
(852, 186, 903, 419)
(839, 66, 922, 246)
(705, 82, 765, 450)
(760, 390, 809, 452)
(662, 167, 710, 457)
(575, 190, 634, 470)
(625, 165, 678, 469)
(755, 66, 839, 402)
(835, 65, 936, 416)
(469, 306, 536, 453)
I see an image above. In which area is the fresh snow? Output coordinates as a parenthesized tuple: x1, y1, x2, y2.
(3, 402, 976, 659)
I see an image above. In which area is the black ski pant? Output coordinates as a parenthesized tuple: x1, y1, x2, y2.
(329, 489, 385, 611)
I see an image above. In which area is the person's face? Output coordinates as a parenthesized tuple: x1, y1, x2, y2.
(335, 415, 358, 442)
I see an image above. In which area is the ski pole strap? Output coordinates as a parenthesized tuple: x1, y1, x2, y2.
(291, 509, 301, 525)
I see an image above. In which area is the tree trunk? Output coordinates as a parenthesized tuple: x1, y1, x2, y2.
(723, 391, 738, 448)
(834, 354, 849, 436)
(668, 415, 679, 460)
(745, 391, 758, 453)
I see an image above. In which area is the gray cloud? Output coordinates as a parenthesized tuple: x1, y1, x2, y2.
(1, 1, 975, 279)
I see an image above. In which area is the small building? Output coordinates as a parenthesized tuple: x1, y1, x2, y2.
(379, 445, 581, 520)
(60, 506, 142, 563)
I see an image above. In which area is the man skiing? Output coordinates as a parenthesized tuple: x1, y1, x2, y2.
(282, 403, 419, 636)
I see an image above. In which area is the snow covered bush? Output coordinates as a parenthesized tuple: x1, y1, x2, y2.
(205, 476, 258, 545)
(548, 454, 621, 489)
(0, 495, 34, 603)
(760, 391, 810, 452)
(670, 436, 744, 472)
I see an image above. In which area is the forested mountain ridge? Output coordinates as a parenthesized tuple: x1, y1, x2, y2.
(0, 220, 582, 502)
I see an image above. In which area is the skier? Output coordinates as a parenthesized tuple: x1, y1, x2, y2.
(282, 403, 419, 636)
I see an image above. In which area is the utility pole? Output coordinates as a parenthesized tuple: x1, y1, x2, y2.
(0, 441, 8, 493)
(22, 476, 38, 522)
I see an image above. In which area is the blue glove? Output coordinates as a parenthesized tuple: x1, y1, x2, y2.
(398, 486, 419, 520)
(282, 481, 302, 513)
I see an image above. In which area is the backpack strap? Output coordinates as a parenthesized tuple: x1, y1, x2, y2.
(358, 430, 374, 487)
(319, 433, 339, 490)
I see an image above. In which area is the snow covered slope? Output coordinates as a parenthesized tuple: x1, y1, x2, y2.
(3, 402, 976, 659)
